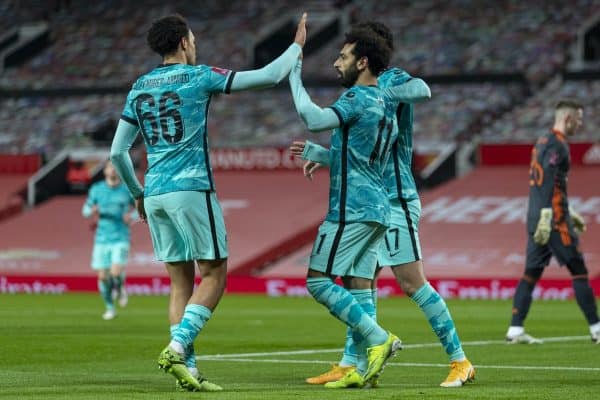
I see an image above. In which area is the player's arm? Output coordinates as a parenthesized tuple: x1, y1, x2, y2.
(383, 78, 431, 104)
(290, 140, 330, 166)
(532, 143, 562, 244)
(81, 187, 97, 218)
(227, 13, 306, 92)
(110, 120, 144, 200)
(288, 60, 340, 131)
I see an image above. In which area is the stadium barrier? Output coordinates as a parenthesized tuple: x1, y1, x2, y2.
(1, 275, 597, 300)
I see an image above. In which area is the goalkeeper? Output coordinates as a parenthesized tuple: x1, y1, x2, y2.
(506, 99, 600, 344)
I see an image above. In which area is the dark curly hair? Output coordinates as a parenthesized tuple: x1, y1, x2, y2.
(343, 28, 391, 76)
(147, 14, 189, 57)
(353, 21, 394, 51)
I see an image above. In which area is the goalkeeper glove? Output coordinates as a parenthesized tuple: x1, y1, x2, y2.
(569, 206, 586, 235)
(533, 208, 552, 245)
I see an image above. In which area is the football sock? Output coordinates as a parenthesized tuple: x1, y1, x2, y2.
(111, 273, 122, 294)
(171, 324, 197, 369)
(371, 288, 378, 320)
(171, 304, 212, 350)
(572, 278, 600, 325)
(98, 277, 114, 310)
(412, 282, 465, 361)
(510, 279, 535, 326)
(306, 277, 388, 347)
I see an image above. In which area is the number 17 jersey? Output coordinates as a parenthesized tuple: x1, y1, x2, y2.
(120, 63, 234, 197)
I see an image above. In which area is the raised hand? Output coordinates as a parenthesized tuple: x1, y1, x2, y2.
(294, 12, 307, 48)
(289, 140, 306, 157)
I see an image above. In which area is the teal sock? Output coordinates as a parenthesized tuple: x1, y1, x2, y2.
(171, 323, 196, 369)
(172, 304, 212, 349)
(412, 283, 465, 361)
(350, 288, 376, 374)
(111, 274, 122, 294)
(340, 327, 357, 367)
(306, 277, 387, 347)
(371, 288, 378, 320)
(98, 278, 114, 310)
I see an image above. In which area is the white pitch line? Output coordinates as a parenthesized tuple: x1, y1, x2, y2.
(199, 335, 591, 359)
(196, 357, 600, 372)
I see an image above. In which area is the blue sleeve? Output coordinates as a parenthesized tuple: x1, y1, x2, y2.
(110, 119, 144, 199)
(82, 186, 96, 217)
(302, 140, 330, 166)
(228, 43, 302, 92)
(120, 91, 138, 127)
(289, 59, 340, 131)
(383, 78, 431, 104)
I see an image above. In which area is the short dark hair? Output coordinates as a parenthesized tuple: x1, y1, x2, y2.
(147, 14, 189, 57)
(556, 98, 583, 111)
(343, 28, 391, 76)
(353, 21, 393, 51)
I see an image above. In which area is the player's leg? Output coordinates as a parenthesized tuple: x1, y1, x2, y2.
(92, 244, 116, 319)
(384, 198, 473, 386)
(553, 232, 600, 344)
(307, 222, 400, 388)
(109, 242, 129, 307)
(152, 191, 227, 391)
(506, 235, 548, 344)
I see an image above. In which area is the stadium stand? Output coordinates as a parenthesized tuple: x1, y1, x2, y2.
(482, 79, 600, 143)
(304, 0, 599, 82)
(0, 1, 598, 290)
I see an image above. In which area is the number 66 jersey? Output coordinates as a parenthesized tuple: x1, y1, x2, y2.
(120, 64, 233, 196)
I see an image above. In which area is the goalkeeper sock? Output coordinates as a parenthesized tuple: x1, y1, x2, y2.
(306, 277, 387, 346)
(413, 282, 465, 362)
(510, 279, 535, 326)
(572, 278, 599, 325)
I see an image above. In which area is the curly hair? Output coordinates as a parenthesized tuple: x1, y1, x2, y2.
(343, 28, 391, 76)
(353, 21, 394, 51)
(147, 14, 189, 57)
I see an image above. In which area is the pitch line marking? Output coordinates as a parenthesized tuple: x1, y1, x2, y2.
(197, 357, 600, 372)
(199, 335, 590, 359)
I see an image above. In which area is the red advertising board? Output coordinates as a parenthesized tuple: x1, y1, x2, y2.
(480, 143, 600, 166)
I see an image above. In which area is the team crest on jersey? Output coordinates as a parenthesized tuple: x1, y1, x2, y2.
(211, 67, 230, 76)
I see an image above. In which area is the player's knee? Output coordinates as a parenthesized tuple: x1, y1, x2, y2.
(399, 280, 419, 297)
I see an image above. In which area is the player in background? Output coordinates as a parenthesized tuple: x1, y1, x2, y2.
(292, 21, 475, 388)
(289, 27, 401, 389)
(82, 160, 136, 320)
(506, 99, 600, 344)
(110, 13, 307, 392)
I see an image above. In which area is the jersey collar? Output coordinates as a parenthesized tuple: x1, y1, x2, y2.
(551, 128, 566, 142)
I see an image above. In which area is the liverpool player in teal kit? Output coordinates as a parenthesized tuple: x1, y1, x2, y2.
(288, 27, 401, 389)
(111, 13, 307, 392)
(82, 161, 136, 320)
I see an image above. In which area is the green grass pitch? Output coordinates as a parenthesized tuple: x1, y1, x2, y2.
(1, 293, 598, 399)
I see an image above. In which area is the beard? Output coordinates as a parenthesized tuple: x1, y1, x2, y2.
(338, 64, 359, 88)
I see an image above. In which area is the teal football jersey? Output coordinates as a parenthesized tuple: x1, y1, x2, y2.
(85, 181, 135, 244)
(326, 85, 397, 226)
(121, 64, 233, 196)
(378, 67, 418, 201)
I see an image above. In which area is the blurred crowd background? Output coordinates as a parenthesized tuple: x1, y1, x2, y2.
(0, 0, 598, 158)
